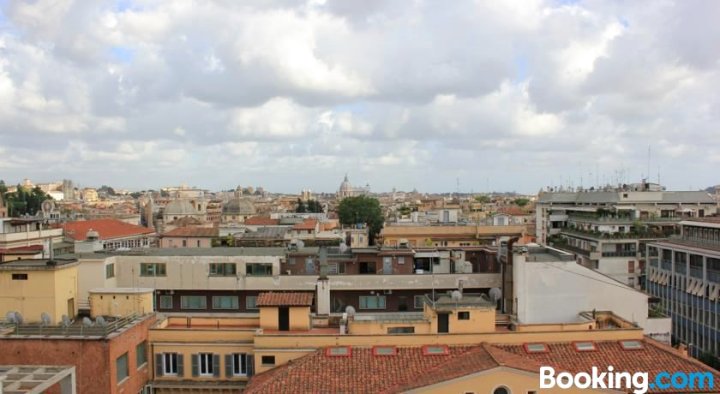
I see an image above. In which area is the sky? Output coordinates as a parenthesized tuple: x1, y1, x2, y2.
(0, 0, 718, 194)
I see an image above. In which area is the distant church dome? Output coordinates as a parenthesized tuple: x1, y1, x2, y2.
(223, 198, 256, 215)
(339, 174, 352, 193)
(164, 199, 197, 216)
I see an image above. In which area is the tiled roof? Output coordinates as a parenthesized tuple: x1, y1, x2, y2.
(162, 227, 218, 237)
(63, 219, 154, 241)
(498, 340, 720, 393)
(245, 345, 533, 394)
(245, 216, 281, 226)
(292, 219, 318, 231)
(245, 340, 720, 394)
(256, 292, 314, 307)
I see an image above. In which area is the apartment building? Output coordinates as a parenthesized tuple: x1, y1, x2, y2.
(0, 218, 63, 262)
(380, 224, 527, 247)
(647, 219, 720, 362)
(536, 186, 717, 287)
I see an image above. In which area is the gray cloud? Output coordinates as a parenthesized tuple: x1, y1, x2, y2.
(0, 0, 717, 193)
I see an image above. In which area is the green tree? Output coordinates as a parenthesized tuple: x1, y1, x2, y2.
(306, 200, 323, 213)
(0, 180, 7, 195)
(296, 198, 307, 213)
(474, 195, 491, 203)
(513, 198, 530, 207)
(5, 185, 51, 216)
(337, 196, 384, 245)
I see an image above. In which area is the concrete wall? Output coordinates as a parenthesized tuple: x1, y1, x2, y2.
(0, 265, 78, 324)
(77, 257, 117, 308)
(513, 253, 649, 330)
(161, 237, 213, 248)
(90, 291, 154, 318)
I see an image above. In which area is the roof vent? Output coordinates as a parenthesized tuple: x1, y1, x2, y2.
(326, 346, 352, 357)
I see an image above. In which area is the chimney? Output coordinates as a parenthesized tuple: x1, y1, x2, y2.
(677, 343, 688, 357)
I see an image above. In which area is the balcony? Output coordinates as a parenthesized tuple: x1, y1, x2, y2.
(548, 214, 568, 222)
(601, 251, 638, 258)
(0, 228, 64, 245)
(560, 227, 666, 241)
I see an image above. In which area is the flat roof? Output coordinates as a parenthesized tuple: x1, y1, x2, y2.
(61, 247, 298, 258)
(0, 259, 78, 271)
(0, 365, 75, 394)
(89, 287, 154, 294)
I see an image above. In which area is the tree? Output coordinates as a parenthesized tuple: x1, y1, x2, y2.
(337, 196, 384, 245)
(307, 200, 323, 213)
(513, 198, 530, 207)
(296, 198, 307, 213)
(474, 195, 491, 203)
(4, 185, 51, 216)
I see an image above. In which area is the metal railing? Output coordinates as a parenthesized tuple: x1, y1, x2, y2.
(7, 313, 145, 337)
(601, 250, 637, 258)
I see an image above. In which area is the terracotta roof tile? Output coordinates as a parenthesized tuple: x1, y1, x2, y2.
(245, 216, 281, 226)
(162, 227, 218, 237)
(63, 219, 154, 241)
(292, 219, 318, 230)
(245, 340, 720, 393)
(256, 292, 314, 307)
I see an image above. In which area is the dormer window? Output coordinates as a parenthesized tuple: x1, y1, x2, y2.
(619, 340, 643, 350)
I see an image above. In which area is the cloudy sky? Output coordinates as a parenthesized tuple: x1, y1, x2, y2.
(0, 0, 718, 193)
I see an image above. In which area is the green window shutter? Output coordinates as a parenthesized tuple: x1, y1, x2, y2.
(177, 354, 184, 377)
(225, 354, 233, 377)
(246, 354, 254, 377)
(191, 354, 198, 377)
(155, 354, 163, 377)
(213, 354, 220, 377)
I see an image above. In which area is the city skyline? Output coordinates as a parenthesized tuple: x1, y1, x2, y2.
(0, 1, 718, 193)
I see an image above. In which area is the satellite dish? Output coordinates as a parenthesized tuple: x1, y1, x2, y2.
(95, 316, 108, 327)
(61, 315, 72, 327)
(338, 242, 348, 253)
(489, 287, 502, 302)
(40, 312, 52, 326)
(6, 311, 17, 324)
(82, 317, 94, 327)
(451, 290, 463, 301)
(345, 306, 356, 317)
(13, 312, 24, 325)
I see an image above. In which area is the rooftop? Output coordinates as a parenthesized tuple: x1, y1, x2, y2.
(162, 226, 218, 237)
(0, 365, 75, 394)
(62, 246, 295, 258)
(257, 292, 314, 307)
(0, 258, 78, 271)
(62, 219, 154, 241)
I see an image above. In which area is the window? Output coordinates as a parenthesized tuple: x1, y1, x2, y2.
(246, 296, 258, 310)
(359, 262, 376, 274)
(136, 342, 147, 368)
(397, 256, 405, 265)
(140, 263, 166, 277)
(628, 261, 635, 273)
(198, 353, 215, 376)
(106, 263, 115, 279)
(261, 355, 275, 366)
(458, 311, 470, 320)
(181, 296, 207, 310)
(196, 240, 201, 247)
(523, 343, 549, 353)
(212, 296, 239, 310)
(422, 345, 449, 355)
(387, 326, 415, 334)
(11, 273, 28, 280)
(209, 263, 237, 276)
(619, 340, 643, 350)
(493, 387, 510, 394)
(326, 347, 352, 357)
(373, 346, 397, 356)
(414, 295, 426, 309)
(359, 295, 386, 309)
(159, 295, 173, 309)
(246, 263, 273, 276)
(182, 240, 187, 247)
(573, 342, 596, 352)
(162, 353, 179, 375)
(116, 353, 129, 383)
(230, 353, 248, 376)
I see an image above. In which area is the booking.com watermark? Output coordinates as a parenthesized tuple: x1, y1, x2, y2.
(540, 366, 714, 393)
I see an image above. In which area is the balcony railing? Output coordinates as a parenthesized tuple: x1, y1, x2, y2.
(601, 250, 637, 258)
(661, 260, 672, 271)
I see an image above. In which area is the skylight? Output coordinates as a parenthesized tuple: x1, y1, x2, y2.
(524, 343, 549, 353)
(574, 342, 596, 352)
(373, 346, 397, 356)
(326, 347, 352, 357)
(422, 345, 449, 355)
(619, 340, 643, 350)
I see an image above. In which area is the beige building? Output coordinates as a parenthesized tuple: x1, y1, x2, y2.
(380, 224, 527, 247)
(0, 258, 78, 324)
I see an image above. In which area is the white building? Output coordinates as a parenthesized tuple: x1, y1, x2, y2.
(511, 245, 671, 344)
